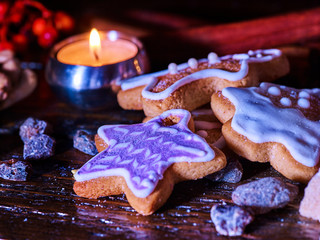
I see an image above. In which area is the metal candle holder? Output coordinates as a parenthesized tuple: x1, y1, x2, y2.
(45, 30, 149, 110)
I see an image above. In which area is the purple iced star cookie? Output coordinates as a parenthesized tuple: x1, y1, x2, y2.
(75, 109, 215, 198)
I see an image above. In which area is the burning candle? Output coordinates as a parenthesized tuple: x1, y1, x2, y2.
(57, 29, 138, 67)
(46, 29, 149, 110)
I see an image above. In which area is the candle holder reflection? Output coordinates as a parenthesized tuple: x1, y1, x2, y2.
(45, 30, 149, 110)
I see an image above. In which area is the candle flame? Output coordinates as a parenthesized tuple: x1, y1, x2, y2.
(89, 28, 101, 62)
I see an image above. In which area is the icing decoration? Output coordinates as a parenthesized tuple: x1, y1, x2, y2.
(280, 97, 291, 107)
(248, 50, 254, 55)
(299, 91, 310, 99)
(230, 53, 250, 60)
(121, 62, 190, 91)
(121, 49, 282, 96)
(298, 98, 310, 108)
(290, 91, 298, 98)
(208, 52, 219, 64)
(142, 61, 249, 100)
(221, 49, 281, 63)
(222, 82, 320, 167)
(268, 86, 281, 96)
(188, 58, 198, 69)
(74, 109, 215, 198)
(168, 63, 178, 74)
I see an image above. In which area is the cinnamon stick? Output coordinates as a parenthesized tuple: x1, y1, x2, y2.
(172, 7, 320, 54)
(211, 24, 320, 54)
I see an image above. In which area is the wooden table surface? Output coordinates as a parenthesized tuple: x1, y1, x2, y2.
(1, 3, 320, 239)
(0, 54, 319, 240)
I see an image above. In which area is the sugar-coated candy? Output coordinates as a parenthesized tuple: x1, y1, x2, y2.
(0, 159, 32, 181)
(207, 157, 243, 183)
(73, 130, 98, 156)
(211, 203, 254, 236)
(19, 117, 52, 143)
(23, 134, 56, 160)
(232, 177, 298, 214)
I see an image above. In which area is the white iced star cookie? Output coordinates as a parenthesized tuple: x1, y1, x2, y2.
(73, 109, 226, 215)
(211, 82, 320, 183)
(117, 49, 289, 117)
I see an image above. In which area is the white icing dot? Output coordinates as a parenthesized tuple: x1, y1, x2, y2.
(299, 91, 310, 99)
(248, 50, 254, 56)
(298, 98, 310, 108)
(168, 63, 178, 74)
(280, 97, 291, 107)
(290, 91, 298, 98)
(188, 58, 198, 69)
(312, 89, 320, 94)
(268, 86, 281, 96)
(256, 53, 263, 58)
(280, 85, 286, 89)
(208, 52, 219, 65)
(260, 82, 268, 90)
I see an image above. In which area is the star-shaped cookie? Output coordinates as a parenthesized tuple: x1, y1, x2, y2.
(73, 109, 226, 215)
(211, 82, 320, 183)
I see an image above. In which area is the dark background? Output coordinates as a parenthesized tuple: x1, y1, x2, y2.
(46, 0, 320, 24)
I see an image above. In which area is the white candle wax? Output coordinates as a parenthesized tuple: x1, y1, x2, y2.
(57, 38, 138, 67)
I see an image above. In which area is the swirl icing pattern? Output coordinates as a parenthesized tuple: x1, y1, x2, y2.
(74, 109, 215, 198)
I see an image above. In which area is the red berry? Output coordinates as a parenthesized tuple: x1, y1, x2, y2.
(54, 11, 74, 33)
(42, 10, 51, 19)
(13, 1, 24, 10)
(12, 34, 28, 50)
(0, 41, 14, 51)
(0, 2, 9, 13)
(37, 26, 58, 48)
(9, 12, 23, 24)
(0, 2, 9, 21)
(32, 18, 47, 36)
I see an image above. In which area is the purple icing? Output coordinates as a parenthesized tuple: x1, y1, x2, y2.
(74, 109, 215, 198)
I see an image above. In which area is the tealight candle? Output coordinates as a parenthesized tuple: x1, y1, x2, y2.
(46, 29, 149, 110)
(57, 29, 138, 67)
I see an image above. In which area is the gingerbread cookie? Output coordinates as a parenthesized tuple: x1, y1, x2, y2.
(118, 49, 289, 117)
(73, 109, 226, 215)
(211, 82, 320, 183)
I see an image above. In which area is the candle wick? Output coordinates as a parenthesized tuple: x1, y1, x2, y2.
(93, 50, 100, 62)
